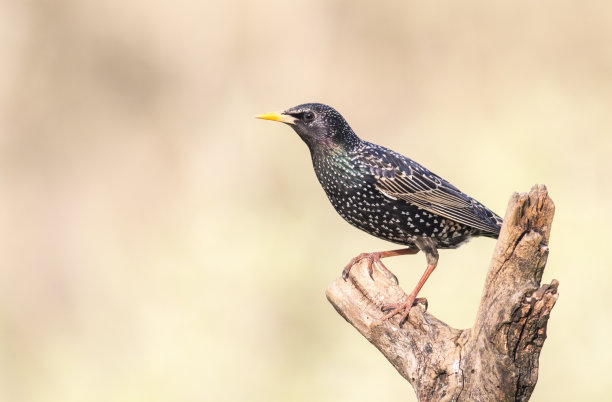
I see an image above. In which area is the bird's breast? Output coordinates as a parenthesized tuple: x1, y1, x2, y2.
(312, 157, 413, 243)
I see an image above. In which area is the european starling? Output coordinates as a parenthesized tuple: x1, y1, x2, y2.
(257, 103, 502, 325)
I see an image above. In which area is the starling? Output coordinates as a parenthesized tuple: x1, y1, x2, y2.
(257, 103, 502, 325)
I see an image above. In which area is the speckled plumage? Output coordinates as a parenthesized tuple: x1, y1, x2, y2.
(257, 103, 503, 324)
(312, 143, 501, 249)
(279, 103, 502, 247)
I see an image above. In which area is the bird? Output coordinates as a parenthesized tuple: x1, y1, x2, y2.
(256, 103, 502, 325)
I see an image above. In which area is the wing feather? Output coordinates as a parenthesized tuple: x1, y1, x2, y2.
(356, 145, 501, 234)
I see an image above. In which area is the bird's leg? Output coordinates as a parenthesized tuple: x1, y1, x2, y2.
(381, 238, 439, 326)
(381, 263, 436, 325)
(341, 247, 419, 284)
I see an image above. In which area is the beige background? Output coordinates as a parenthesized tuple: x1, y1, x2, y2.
(1, 1, 611, 401)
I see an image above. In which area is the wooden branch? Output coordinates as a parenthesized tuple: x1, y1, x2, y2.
(326, 184, 558, 401)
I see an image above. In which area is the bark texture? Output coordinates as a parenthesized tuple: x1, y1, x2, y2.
(326, 185, 558, 402)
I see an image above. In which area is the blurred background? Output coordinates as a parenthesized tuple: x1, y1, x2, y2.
(1, 0, 611, 401)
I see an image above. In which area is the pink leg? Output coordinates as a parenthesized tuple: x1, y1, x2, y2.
(381, 263, 437, 326)
(342, 248, 420, 284)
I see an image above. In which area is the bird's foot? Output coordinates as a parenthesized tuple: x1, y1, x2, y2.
(341, 252, 399, 284)
(381, 295, 428, 326)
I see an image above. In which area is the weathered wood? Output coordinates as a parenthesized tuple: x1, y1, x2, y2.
(326, 184, 558, 401)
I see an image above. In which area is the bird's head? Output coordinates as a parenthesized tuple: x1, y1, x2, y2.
(257, 103, 361, 154)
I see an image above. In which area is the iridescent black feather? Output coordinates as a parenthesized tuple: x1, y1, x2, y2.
(279, 103, 502, 251)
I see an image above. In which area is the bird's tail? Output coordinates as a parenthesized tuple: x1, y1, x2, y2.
(475, 213, 503, 239)
(478, 229, 501, 240)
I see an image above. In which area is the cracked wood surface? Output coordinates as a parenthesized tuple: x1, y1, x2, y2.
(326, 185, 558, 402)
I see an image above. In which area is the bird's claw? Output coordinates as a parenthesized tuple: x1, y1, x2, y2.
(381, 296, 428, 326)
(341, 252, 399, 284)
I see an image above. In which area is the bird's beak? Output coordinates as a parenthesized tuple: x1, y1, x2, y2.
(255, 112, 297, 125)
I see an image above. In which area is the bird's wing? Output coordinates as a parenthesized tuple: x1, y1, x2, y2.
(356, 146, 502, 234)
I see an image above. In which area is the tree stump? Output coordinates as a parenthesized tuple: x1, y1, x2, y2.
(326, 184, 558, 401)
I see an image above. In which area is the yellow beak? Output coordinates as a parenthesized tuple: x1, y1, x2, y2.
(255, 112, 297, 125)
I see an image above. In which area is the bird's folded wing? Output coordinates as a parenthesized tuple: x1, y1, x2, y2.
(361, 153, 500, 233)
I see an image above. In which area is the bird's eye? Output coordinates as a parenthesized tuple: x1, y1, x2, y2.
(303, 111, 315, 122)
